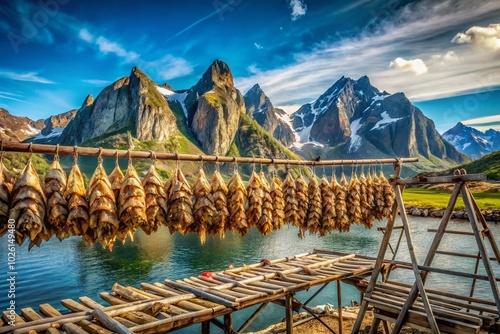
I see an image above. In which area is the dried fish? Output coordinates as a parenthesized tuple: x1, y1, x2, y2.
(142, 165, 168, 234)
(306, 176, 322, 235)
(295, 174, 309, 238)
(320, 176, 336, 236)
(118, 163, 147, 243)
(227, 171, 248, 235)
(88, 161, 119, 250)
(210, 170, 228, 238)
(65, 163, 89, 238)
(380, 171, 395, 219)
(359, 171, 375, 228)
(347, 172, 362, 225)
(246, 171, 263, 228)
(283, 171, 298, 227)
(108, 164, 124, 203)
(44, 159, 69, 241)
(166, 168, 193, 235)
(270, 175, 285, 230)
(191, 168, 215, 244)
(334, 173, 349, 232)
(10, 160, 47, 247)
(372, 169, 385, 221)
(257, 172, 273, 236)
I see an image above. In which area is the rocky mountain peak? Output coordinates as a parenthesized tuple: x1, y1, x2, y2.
(82, 94, 94, 108)
(244, 84, 295, 147)
(443, 122, 500, 159)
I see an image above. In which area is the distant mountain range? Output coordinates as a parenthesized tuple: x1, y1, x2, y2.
(0, 60, 477, 174)
(442, 122, 500, 160)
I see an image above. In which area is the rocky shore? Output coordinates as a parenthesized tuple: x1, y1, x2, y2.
(404, 206, 500, 222)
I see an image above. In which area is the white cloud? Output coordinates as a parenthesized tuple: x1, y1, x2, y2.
(143, 55, 193, 81)
(254, 42, 263, 50)
(276, 104, 304, 115)
(78, 29, 94, 43)
(452, 23, 500, 51)
(462, 114, 500, 132)
(288, 0, 307, 21)
(82, 79, 110, 86)
(431, 50, 459, 64)
(0, 70, 55, 84)
(389, 57, 428, 75)
(247, 64, 261, 75)
(95, 36, 139, 62)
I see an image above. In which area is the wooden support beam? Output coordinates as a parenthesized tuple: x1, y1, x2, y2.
(285, 294, 294, 334)
(92, 308, 134, 334)
(337, 280, 343, 334)
(236, 302, 269, 334)
(224, 314, 233, 334)
(201, 321, 210, 334)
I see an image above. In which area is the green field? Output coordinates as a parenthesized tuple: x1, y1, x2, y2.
(403, 188, 500, 210)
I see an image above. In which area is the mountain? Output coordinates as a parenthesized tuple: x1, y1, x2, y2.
(442, 122, 500, 159)
(291, 76, 468, 169)
(59, 67, 178, 146)
(0, 108, 44, 141)
(182, 60, 244, 156)
(243, 84, 296, 147)
(30, 109, 78, 144)
(453, 151, 500, 181)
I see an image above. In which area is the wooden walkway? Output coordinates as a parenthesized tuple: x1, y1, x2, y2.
(0, 250, 375, 334)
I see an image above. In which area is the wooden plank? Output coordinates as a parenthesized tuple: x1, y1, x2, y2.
(92, 308, 134, 334)
(62, 323, 90, 334)
(79, 297, 105, 310)
(20, 308, 43, 321)
(461, 185, 500, 314)
(285, 294, 293, 334)
(120, 311, 158, 324)
(396, 174, 485, 184)
(2, 310, 24, 325)
(112, 284, 150, 301)
(164, 280, 238, 307)
(99, 292, 128, 305)
(62, 299, 91, 312)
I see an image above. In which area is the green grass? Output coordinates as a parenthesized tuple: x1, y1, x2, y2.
(453, 151, 500, 180)
(403, 188, 500, 210)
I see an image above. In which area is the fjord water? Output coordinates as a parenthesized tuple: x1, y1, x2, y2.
(1, 217, 500, 333)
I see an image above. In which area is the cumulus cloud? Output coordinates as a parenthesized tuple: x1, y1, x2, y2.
(430, 50, 459, 65)
(288, 0, 307, 21)
(462, 114, 500, 132)
(0, 70, 55, 84)
(389, 57, 428, 75)
(143, 55, 193, 81)
(78, 29, 94, 43)
(95, 36, 139, 62)
(452, 23, 500, 51)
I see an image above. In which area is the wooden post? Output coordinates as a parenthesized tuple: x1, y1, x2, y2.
(337, 280, 343, 334)
(201, 321, 210, 334)
(224, 314, 233, 334)
(352, 161, 403, 333)
(285, 294, 294, 334)
(461, 185, 500, 314)
(391, 185, 440, 334)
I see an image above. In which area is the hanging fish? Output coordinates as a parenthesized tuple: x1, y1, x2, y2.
(246, 171, 263, 228)
(347, 172, 362, 225)
(283, 171, 299, 227)
(380, 171, 395, 219)
(166, 168, 193, 235)
(227, 170, 248, 235)
(360, 170, 375, 228)
(142, 165, 168, 234)
(295, 174, 309, 238)
(109, 164, 124, 203)
(88, 160, 119, 250)
(0, 160, 14, 237)
(10, 160, 47, 247)
(191, 167, 215, 244)
(319, 176, 336, 236)
(118, 163, 147, 243)
(44, 159, 69, 241)
(270, 175, 285, 230)
(64, 162, 90, 239)
(372, 169, 385, 221)
(256, 172, 273, 236)
(210, 170, 229, 238)
(333, 173, 349, 232)
(306, 176, 322, 235)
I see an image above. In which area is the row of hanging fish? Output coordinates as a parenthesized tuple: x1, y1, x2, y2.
(0, 157, 396, 250)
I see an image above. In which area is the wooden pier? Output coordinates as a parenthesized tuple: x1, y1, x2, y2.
(0, 251, 376, 334)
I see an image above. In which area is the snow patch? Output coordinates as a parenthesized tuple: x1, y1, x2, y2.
(32, 127, 65, 140)
(372, 94, 388, 101)
(276, 110, 301, 143)
(371, 111, 405, 131)
(462, 142, 471, 150)
(23, 124, 41, 136)
(348, 118, 363, 153)
(156, 86, 188, 119)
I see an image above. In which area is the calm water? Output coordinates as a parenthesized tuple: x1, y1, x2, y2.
(1, 217, 500, 332)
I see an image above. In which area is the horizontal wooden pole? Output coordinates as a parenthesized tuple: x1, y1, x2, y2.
(0, 141, 418, 166)
(397, 174, 486, 184)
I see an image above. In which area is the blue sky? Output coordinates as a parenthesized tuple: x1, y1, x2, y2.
(0, 0, 499, 133)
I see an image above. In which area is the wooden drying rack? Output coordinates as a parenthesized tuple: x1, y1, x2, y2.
(0, 141, 418, 167)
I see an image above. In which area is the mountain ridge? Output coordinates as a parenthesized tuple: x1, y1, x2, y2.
(442, 122, 500, 159)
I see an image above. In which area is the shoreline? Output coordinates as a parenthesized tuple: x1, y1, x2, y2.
(404, 206, 500, 222)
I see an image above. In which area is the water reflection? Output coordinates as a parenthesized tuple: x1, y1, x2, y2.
(1, 216, 499, 333)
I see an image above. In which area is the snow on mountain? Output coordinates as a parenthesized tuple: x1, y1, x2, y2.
(156, 86, 188, 119)
(371, 111, 405, 131)
(348, 118, 363, 153)
(442, 122, 500, 159)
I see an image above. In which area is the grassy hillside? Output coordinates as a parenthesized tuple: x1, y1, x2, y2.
(403, 188, 500, 210)
(454, 151, 500, 180)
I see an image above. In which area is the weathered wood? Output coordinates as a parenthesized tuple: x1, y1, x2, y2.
(391, 184, 441, 334)
(236, 302, 269, 334)
(92, 308, 134, 334)
(285, 294, 293, 334)
(120, 311, 158, 325)
(0, 141, 418, 166)
(112, 284, 150, 301)
(62, 323, 90, 334)
(79, 297, 105, 310)
(20, 308, 42, 321)
(164, 280, 238, 307)
(62, 299, 91, 312)
(396, 174, 486, 184)
(337, 280, 343, 334)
